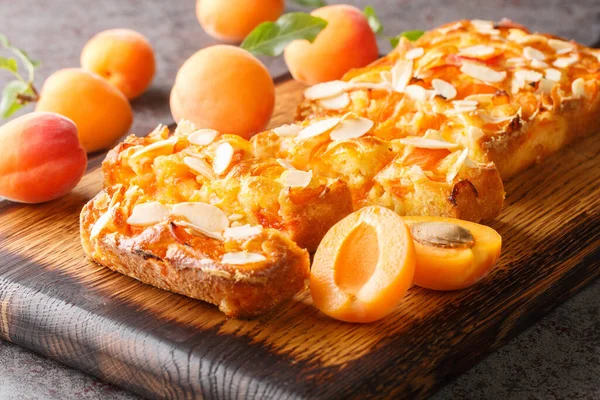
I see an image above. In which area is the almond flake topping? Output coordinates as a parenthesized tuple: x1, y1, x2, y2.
(538, 78, 556, 94)
(188, 129, 219, 146)
(548, 39, 574, 55)
(213, 142, 234, 174)
(572, 78, 585, 97)
(184, 156, 216, 180)
(400, 136, 459, 150)
(273, 124, 303, 137)
(304, 80, 348, 100)
(404, 85, 435, 101)
(276, 158, 296, 169)
(544, 68, 561, 82)
(174, 120, 197, 135)
(431, 79, 457, 100)
(223, 224, 263, 239)
(278, 169, 313, 188)
(446, 149, 469, 183)
(330, 116, 374, 141)
(127, 202, 170, 226)
(458, 45, 495, 58)
(91, 203, 119, 239)
(228, 213, 244, 221)
(460, 63, 506, 83)
(129, 137, 178, 160)
(514, 69, 543, 82)
(391, 59, 413, 93)
(452, 100, 479, 108)
(471, 19, 499, 35)
(465, 93, 494, 103)
(347, 82, 393, 91)
(405, 47, 424, 60)
(296, 118, 341, 141)
(507, 29, 527, 42)
(221, 252, 267, 265)
(175, 220, 224, 240)
(468, 126, 485, 142)
(523, 46, 546, 61)
(317, 92, 350, 110)
(530, 59, 549, 68)
(171, 202, 229, 233)
(553, 55, 578, 68)
(408, 165, 427, 179)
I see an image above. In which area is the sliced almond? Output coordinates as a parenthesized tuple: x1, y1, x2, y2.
(471, 19, 499, 35)
(538, 78, 556, 94)
(171, 202, 229, 233)
(511, 77, 525, 95)
(544, 68, 562, 82)
(184, 156, 216, 180)
(174, 220, 224, 240)
(465, 93, 494, 103)
(221, 252, 267, 265)
(548, 39, 574, 55)
(90, 203, 119, 239)
(317, 92, 350, 110)
(273, 124, 303, 138)
(276, 158, 296, 169)
(572, 78, 585, 97)
(460, 63, 506, 83)
(514, 69, 543, 82)
(127, 202, 170, 226)
(523, 46, 546, 61)
(506, 57, 525, 66)
(347, 82, 393, 91)
(404, 85, 435, 101)
(446, 149, 469, 183)
(330, 117, 374, 141)
(408, 165, 427, 179)
(129, 137, 178, 161)
(553, 55, 578, 68)
(468, 126, 485, 142)
(530, 59, 549, 68)
(400, 136, 459, 150)
(228, 213, 244, 221)
(213, 142, 234, 174)
(296, 118, 341, 141)
(507, 28, 527, 42)
(478, 110, 520, 124)
(458, 45, 495, 58)
(391, 59, 413, 93)
(188, 129, 219, 146)
(304, 80, 349, 100)
(431, 79, 457, 100)
(174, 119, 197, 135)
(405, 47, 424, 60)
(223, 224, 263, 239)
(452, 100, 479, 108)
(278, 169, 313, 188)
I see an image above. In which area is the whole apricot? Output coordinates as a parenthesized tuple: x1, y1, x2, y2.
(284, 5, 379, 85)
(81, 28, 156, 99)
(36, 68, 133, 153)
(196, 0, 284, 43)
(170, 45, 275, 139)
(0, 112, 87, 203)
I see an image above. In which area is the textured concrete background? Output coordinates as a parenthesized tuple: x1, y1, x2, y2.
(1, 0, 600, 399)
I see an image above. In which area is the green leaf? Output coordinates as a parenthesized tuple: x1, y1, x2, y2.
(0, 80, 29, 118)
(390, 30, 425, 47)
(241, 12, 328, 57)
(0, 57, 18, 73)
(363, 6, 383, 35)
(12, 48, 40, 78)
(290, 0, 326, 7)
(0, 34, 8, 47)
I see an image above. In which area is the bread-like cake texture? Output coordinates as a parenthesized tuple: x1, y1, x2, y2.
(81, 123, 354, 317)
(296, 19, 600, 179)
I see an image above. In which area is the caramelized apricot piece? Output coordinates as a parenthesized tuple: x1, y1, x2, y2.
(403, 216, 502, 291)
(310, 206, 416, 323)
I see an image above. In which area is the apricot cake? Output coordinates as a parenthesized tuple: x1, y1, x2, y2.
(296, 19, 600, 179)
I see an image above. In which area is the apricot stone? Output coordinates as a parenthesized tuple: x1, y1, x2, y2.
(36, 68, 133, 153)
(196, 0, 284, 43)
(170, 45, 274, 140)
(0, 112, 87, 203)
(81, 28, 156, 100)
(284, 5, 379, 85)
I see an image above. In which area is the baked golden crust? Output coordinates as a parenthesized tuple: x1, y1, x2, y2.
(296, 19, 600, 180)
(81, 185, 310, 318)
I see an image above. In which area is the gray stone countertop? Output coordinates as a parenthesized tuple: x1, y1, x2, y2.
(1, 0, 600, 398)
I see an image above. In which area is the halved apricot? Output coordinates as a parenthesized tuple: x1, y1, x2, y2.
(310, 206, 416, 323)
(403, 216, 502, 291)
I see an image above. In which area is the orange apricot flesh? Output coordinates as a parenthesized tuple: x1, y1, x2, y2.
(310, 206, 416, 323)
(196, 0, 284, 43)
(403, 216, 502, 291)
(284, 5, 379, 85)
(0, 112, 87, 203)
(81, 28, 156, 100)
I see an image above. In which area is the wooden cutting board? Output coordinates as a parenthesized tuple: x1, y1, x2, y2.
(0, 77, 599, 400)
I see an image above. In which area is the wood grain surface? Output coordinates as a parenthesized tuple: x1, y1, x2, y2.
(0, 78, 599, 400)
